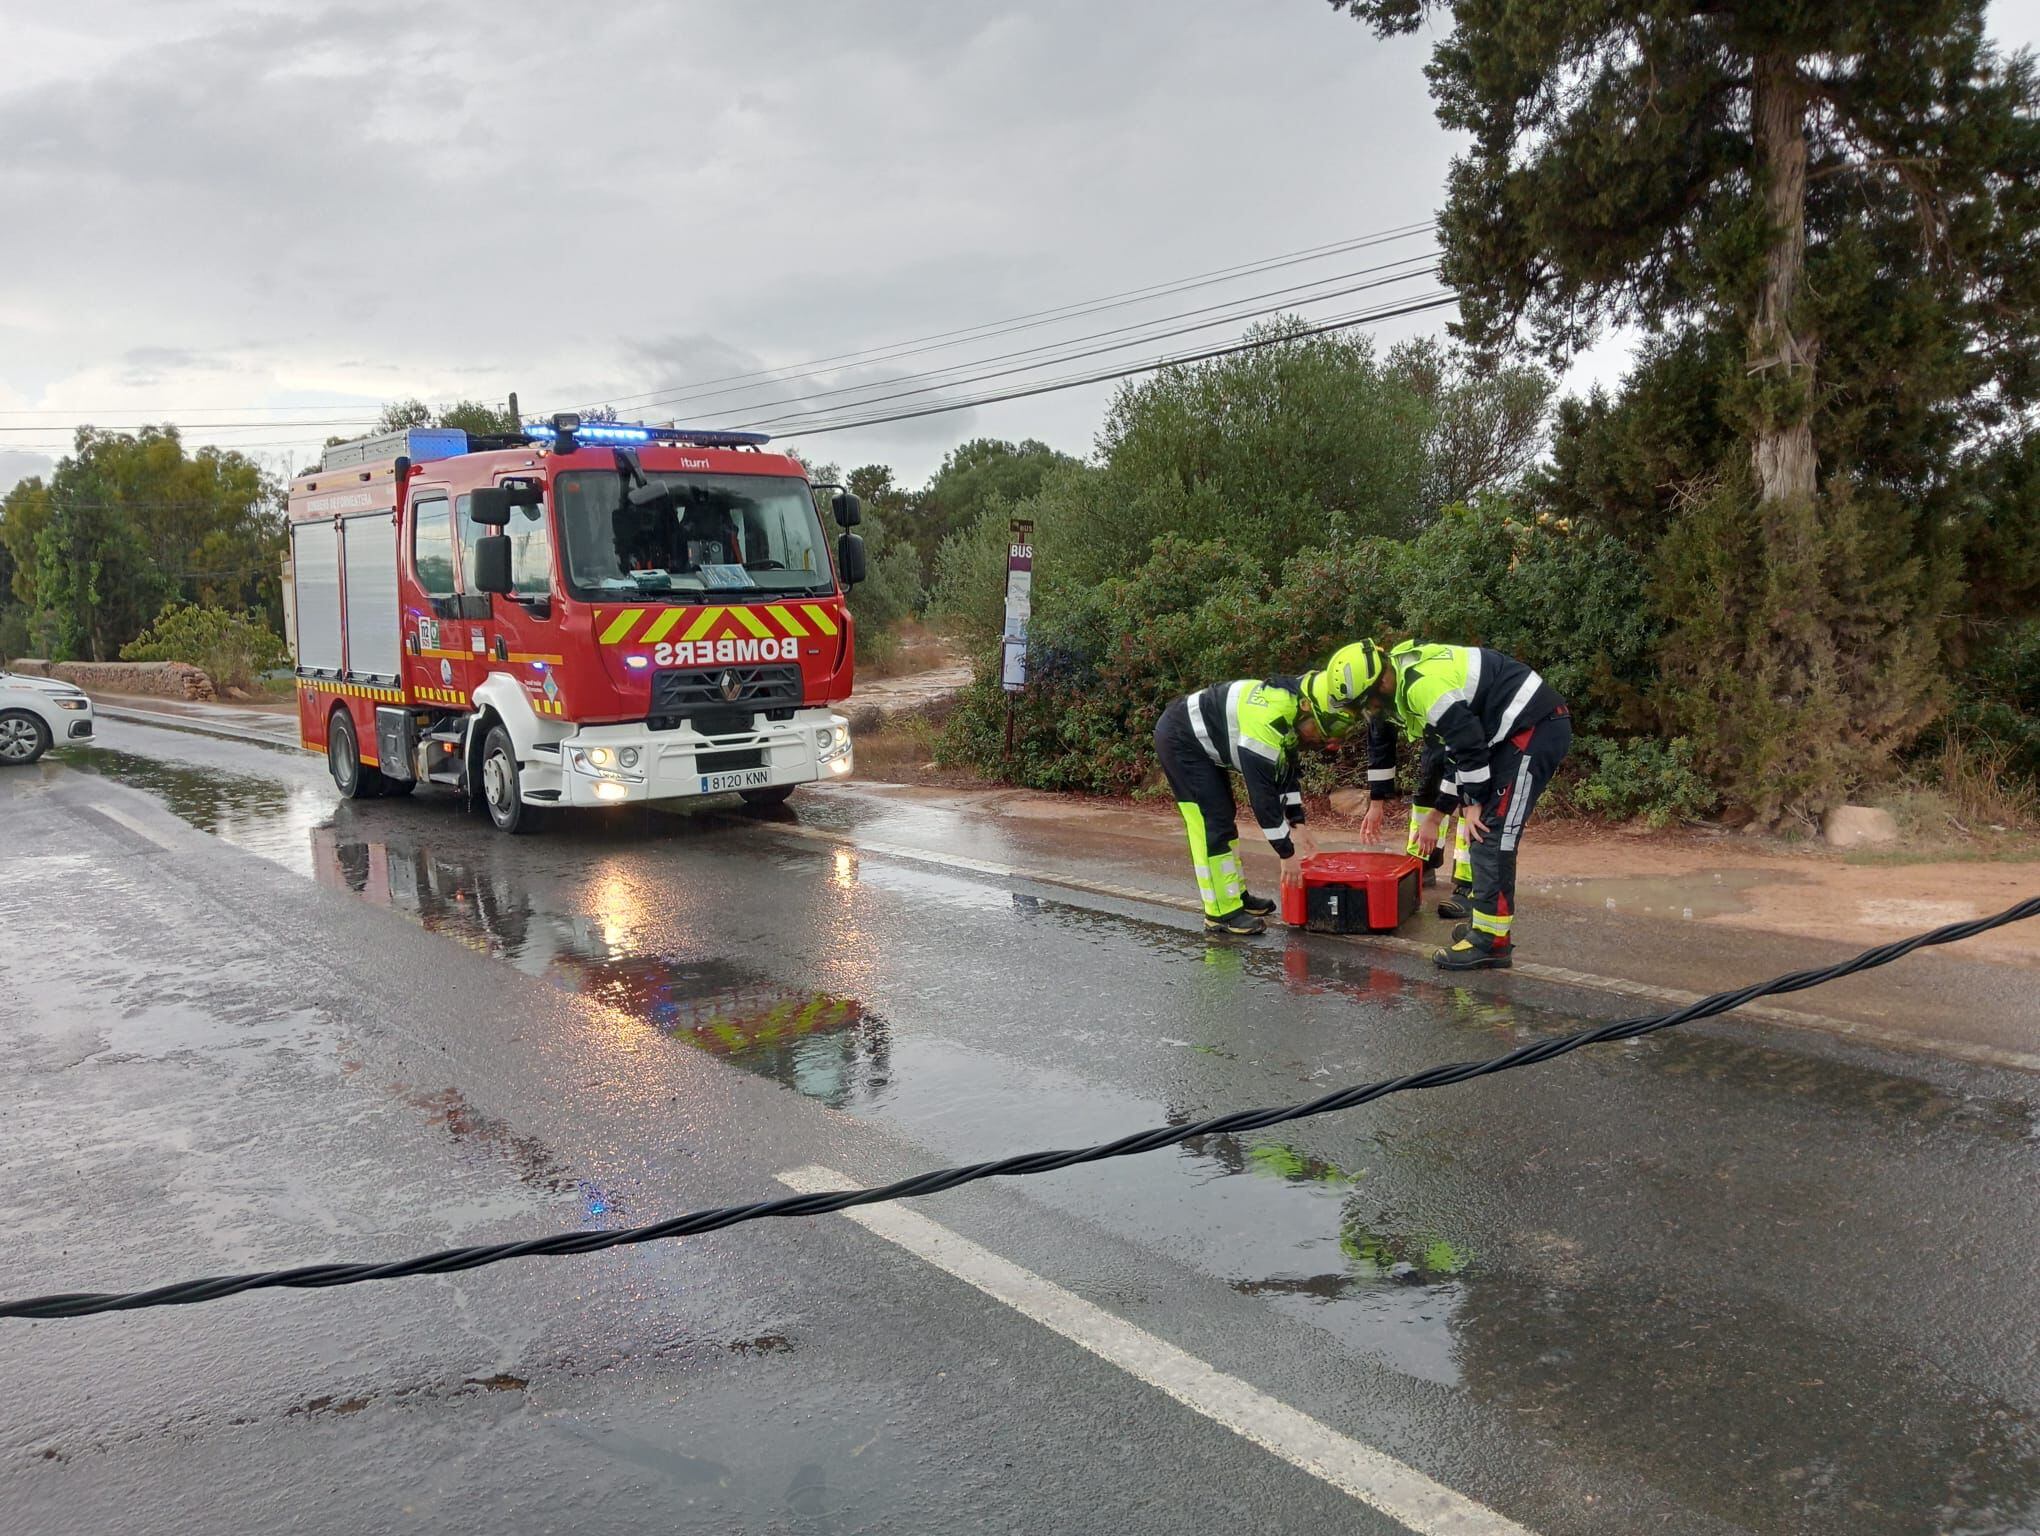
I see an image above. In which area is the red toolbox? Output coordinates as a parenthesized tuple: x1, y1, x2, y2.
(1280, 851, 1425, 933)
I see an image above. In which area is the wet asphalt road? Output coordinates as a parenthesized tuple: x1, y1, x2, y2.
(3, 722, 2039, 1535)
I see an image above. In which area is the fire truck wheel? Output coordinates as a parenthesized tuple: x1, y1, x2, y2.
(380, 777, 416, 797)
(327, 709, 384, 799)
(738, 784, 798, 808)
(480, 722, 534, 833)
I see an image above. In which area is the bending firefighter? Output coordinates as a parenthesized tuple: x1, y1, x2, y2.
(1153, 674, 1335, 935)
(1402, 728, 1474, 908)
(1330, 639, 1572, 970)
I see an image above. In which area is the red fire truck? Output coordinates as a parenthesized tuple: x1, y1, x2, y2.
(286, 414, 865, 832)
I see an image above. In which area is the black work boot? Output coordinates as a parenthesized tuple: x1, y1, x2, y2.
(1437, 886, 1472, 921)
(1205, 906, 1267, 936)
(1434, 929, 1511, 971)
(1239, 890, 1277, 917)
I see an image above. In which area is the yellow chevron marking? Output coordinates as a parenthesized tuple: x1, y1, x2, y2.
(801, 604, 839, 636)
(765, 604, 807, 638)
(731, 606, 774, 639)
(681, 606, 724, 643)
(640, 609, 684, 645)
(599, 608, 645, 645)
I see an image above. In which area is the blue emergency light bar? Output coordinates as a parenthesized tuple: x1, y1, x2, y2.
(523, 420, 772, 449)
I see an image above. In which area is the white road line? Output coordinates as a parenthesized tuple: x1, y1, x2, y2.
(777, 1165, 1538, 1536)
(90, 801, 178, 850)
(771, 817, 2040, 1075)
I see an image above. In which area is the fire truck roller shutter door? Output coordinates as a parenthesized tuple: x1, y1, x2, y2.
(342, 511, 400, 678)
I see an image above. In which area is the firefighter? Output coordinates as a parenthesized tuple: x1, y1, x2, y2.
(1329, 639, 1572, 970)
(1395, 730, 1476, 917)
(1152, 672, 1336, 935)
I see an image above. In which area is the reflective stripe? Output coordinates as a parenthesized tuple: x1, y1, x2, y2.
(1500, 755, 1535, 852)
(732, 606, 775, 640)
(681, 607, 723, 642)
(598, 608, 644, 645)
(1186, 693, 1224, 766)
(1237, 734, 1279, 765)
(801, 604, 841, 637)
(1281, 791, 1303, 806)
(1367, 767, 1397, 783)
(640, 609, 685, 644)
(1224, 681, 1253, 772)
(1424, 647, 1483, 726)
(766, 604, 809, 638)
(1260, 821, 1290, 843)
(1456, 763, 1492, 785)
(1440, 776, 1457, 796)
(1489, 671, 1545, 745)
(1471, 910, 1513, 937)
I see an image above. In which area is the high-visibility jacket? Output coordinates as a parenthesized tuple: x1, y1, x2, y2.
(1367, 642, 1561, 812)
(1182, 676, 1309, 857)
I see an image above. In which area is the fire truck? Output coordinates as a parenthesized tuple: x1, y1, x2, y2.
(286, 414, 865, 832)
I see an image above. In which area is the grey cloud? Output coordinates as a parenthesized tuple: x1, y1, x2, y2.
(0, 451, 54, 494)
(4, 0, 1450, 480)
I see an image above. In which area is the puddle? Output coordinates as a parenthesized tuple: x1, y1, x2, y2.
(67, 744, 333, 873)
(1540, 867, 1790, 919)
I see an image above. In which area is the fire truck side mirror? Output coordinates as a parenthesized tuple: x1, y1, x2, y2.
(473, 534, 513, 596)
(469, 487, 514, 527)
(832, 491, 862, 528)
(836, 532, 867, 589)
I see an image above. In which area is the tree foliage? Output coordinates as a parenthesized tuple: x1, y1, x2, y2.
(0, 427, 283, 663)
(1329, 0, 2040, 818)
(121, 602, 291, 692)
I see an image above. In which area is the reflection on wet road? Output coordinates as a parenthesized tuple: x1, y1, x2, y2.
(65, 727, 2040, 1535)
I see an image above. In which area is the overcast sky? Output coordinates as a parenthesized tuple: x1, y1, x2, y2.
(4, 0, 2038, 495)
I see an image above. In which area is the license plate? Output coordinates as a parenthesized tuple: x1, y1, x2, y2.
(701, 768, 771, 793)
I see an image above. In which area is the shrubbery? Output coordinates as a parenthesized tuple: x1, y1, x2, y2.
(121, 603, 289, 693)
(936, 498, 1722, 825)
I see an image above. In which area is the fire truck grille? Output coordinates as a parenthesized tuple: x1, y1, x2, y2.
(650, 663, 802, 719)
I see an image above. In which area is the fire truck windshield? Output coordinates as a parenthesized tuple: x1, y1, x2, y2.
(554, 470, 835, 599)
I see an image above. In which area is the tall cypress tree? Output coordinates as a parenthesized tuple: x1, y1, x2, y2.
(1329, 0, 2040, 819)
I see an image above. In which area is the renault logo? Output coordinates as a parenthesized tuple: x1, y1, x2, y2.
(717, 670, 743, 702)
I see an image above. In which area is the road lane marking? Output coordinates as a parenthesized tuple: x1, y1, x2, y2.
(777, 1165, 1538, 1536)
(765, 818, 2040, 1075)
(89, 801, 178, 850)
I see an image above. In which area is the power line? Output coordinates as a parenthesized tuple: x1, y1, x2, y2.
(559, 222, 1437, 417)
(728, 266, 1441, 432)
(764, 292, 1460, 439)
(624, 253, 1439, 426)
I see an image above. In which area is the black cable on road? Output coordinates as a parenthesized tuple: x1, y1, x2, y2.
(6, 898, 2032, 1322)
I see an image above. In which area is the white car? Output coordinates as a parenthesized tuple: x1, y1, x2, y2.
(0, 671, 95, 764)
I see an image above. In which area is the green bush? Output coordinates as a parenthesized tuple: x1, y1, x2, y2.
(1945, 617, 2040, 785)
(1397, 498, 1659, 722)
(120, 602, 289, 692)
(1562, 736, 1717, 826)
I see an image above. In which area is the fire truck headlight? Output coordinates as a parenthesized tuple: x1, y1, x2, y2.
(815, 727, 836, 752)
(566, 745, 644, 783)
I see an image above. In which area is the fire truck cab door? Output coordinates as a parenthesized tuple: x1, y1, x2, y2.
(459, 485, 560, 715)
(408, 490, 475, 706)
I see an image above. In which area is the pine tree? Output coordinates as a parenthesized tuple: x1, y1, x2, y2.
(1330, 0, 2040, 819)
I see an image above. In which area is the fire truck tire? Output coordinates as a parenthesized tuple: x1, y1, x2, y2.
(738, 784, 798, 808)
(479, 722, 536, 834)
(381, 777, 415, 797)
(327, 709, 384, 799)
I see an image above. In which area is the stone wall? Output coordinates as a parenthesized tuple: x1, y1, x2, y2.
(9, 658, 217, 701)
